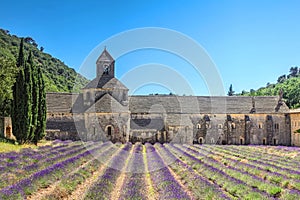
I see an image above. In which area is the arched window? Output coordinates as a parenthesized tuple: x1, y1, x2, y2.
(198, 137, 204, 144)
(197, 124, 201, 129)
(205, 123, 210, 129)
(103, 64, 109, 75)
(231, 123, 236, 129)
(218, 124, 223, 129)
(258, 123, 263, 129)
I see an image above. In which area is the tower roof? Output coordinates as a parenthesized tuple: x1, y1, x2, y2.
(96, 48, 114, 63)
(83, 77, 128, 90)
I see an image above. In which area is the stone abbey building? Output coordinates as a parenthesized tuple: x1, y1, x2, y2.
(45, 49, 293, 145)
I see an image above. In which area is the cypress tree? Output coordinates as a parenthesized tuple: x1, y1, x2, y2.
(12, 39, 26, 144)
(23, 52, 33, 142)
(12, 69, 25, 143)
(227, 84, 235, 96)
(29, 52, 39, 142)
(34, 67, 46, 145)
(12, 40, 46, 144)
(16, 38, 25, 68)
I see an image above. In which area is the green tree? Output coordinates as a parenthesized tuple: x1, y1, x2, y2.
(22, 51, 33, 142)
(277, 74, 286, 83)
(0, 57, 18, 116)
(12, 39, 36, 144)
(12, 39, 26, 143)
(227, 84, 235, 96)
(34, 67, 47, 145)
(0, 28, 88, 93)
(29, 52, 39, 141)
(288, 66, 298, 78)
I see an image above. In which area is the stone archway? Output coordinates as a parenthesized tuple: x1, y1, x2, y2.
(239, 137, 244, 145)
(105, 125, 114, 139)
(5, 126, 11, 138)
(198, 137, 204, 144)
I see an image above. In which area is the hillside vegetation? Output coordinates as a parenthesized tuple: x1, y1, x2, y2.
(0, 28, 89, 93)
(240, 67, 300, 109)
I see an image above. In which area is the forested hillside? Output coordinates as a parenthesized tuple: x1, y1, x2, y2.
(240, 67, 300, 109)
(0, 28, 89, 92)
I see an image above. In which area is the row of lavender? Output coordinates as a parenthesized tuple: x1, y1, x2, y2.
(1, 141, 300, 199)
(171, 144, 300, 199)
(0, 140, 114, 199)
(82, 143, 230, 199)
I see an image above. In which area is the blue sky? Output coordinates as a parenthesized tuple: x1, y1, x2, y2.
(1, 0, 300, 95)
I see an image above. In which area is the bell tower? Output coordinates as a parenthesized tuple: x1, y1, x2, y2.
(96, 48, 115, 78)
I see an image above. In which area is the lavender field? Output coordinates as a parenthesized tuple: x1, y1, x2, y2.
(1, 141, 300, 200)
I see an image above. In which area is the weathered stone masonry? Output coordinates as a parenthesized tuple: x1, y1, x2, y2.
(45, 49, 294, 145)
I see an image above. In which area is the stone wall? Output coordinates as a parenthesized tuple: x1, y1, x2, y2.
(83, 113, 129, 143)
(290, 110, 300, 146)
(45, 92, 293, 145)
(46, 92, 77, 113)
(46, 113, 80, 141)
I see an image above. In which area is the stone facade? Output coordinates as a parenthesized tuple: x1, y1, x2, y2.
(290, 109, 300, 146)
(44, 49, 294, 145)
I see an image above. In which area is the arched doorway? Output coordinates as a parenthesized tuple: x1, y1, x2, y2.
(263, 138, 266, 145)
(240, 138, 244, 145)
(198, 137, 204, 145)
(105, 125, 114, 139)
(5, 126, 11, 138)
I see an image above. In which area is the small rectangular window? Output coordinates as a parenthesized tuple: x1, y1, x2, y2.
(107, 126, 112, 136)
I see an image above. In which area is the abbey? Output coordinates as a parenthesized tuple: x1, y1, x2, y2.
(46, 49, 293, 145)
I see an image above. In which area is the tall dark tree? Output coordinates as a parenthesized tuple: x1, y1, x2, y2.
(34, 67, 46, 144)
(289, 66, 298, 78)
(12, 40, 39, 144)
(29, 52, 39, 142)
(12, 39, 26, 143)
(16, 38, 25, 68)
(12, 39, 47, 144)
(22, 52, 33, 142)
(227, 84, 235, 96)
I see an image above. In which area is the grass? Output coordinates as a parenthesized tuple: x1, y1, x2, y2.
(0, 140, 51, 153)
